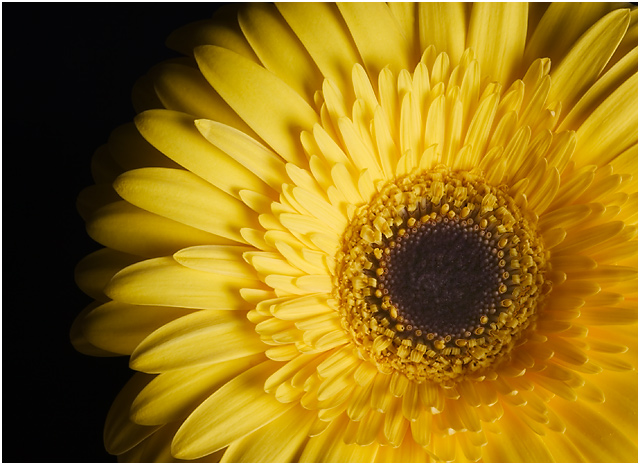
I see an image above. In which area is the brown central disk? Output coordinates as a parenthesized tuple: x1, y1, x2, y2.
(334, 169, 549, 383)
(376, 218, 503, 340)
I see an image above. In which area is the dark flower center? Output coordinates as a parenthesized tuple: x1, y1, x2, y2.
(378, 219, 503, 340)
(334, 169, 549, 384)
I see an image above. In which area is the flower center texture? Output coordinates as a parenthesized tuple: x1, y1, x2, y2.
(335, 169, 549, 385)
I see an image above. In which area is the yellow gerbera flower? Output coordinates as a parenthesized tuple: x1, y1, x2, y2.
(73, 3, 638, 462)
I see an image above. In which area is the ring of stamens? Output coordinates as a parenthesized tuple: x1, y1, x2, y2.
(334, 168, 549, 384)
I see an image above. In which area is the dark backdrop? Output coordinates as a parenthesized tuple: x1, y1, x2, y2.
(3, 4, 223, 462)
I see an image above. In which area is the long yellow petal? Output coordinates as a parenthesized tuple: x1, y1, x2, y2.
(467, 3, 528, 86)
(276, 2, 361, 102)
(131, 355, 263, 425)
(195, 45, 319, 166)
(87, 201, 229, 258)
(238, 3, 323, 105)
(574, 73, 638, 167)
(104, 373, 159, 455)
(166, 6, 259, 62)
(82, 301, 195, 355)
(337, 2, 410, 78)
(419, 3, 467, 65)
(524, 3, 625, 71)
(151, 63, 259, 138)
(107, 122, 181, 173)
(114, 167, 261, 244)
(195, 118, 289, 193)
(135, 109, 268, 199)
(559, 46, 638, 131)
(130, 310, 266, 373)
(173, 245, 256, 278)
(172, 361, 295, 459)
(559, 400, 638, 462)
(548, 9, 630, 111)
(106, 257, 259, 310)
(75, 248, 139, 302)
(221, 405, 315, 462)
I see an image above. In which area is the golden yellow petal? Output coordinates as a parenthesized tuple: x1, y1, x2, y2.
(87, 201, 229, 258)
(222, 404, 316, 463)
(195, 119, 289, 194)
(548, 9, 630, 111)
(130, 310, 268, 372)
(238, 3, 323, 105)
(106, 257, 259, 310)
(114, 167, 261, 244)
(195, 45, 318, 166)
(70, 303, 122, 357)
(173, 245, 256, 278)
(559, 46, 638, 131)
(524, 3, 624, 70)
(151, 63, 259, 138)
(337, 2, 409, 78)
(82, 301, 195, 355)
(107, 122, 181, 173)
(135, 110, 268, 199)
(482, 406, 554, 462)
(560, 400, 637, 462)
(104, 373, 160, 455)
(574, 73, 638, 167)
(166, 7, 259, 62)
(277, 2, 361, 99)
(130, 355, 263, 425)
(419, 3, 466, 65)
(467, 3, 528, 86)
(172, 361, 295, 459)
(76, 183, 122, 222)
(75, 248, 139, 302)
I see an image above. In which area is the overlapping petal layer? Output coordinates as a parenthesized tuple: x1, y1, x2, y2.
(73, 3, 637, 462)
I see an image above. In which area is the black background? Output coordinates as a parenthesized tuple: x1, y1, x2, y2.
(3, 4, 223, 462)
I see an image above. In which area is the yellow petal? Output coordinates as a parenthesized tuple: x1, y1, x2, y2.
(222, 404, 315, 463)
(166, 7, 259, 62)
(75, 248, 139, 302)
(276, 3, 361, 102)
(338, 116, 384, 181)
(107, 122, 181, 173)
(172, 361, 295, 459)
(76, 183, 122, 222)
(114, 167, 261, 244)
(559, 46, 638, 131)
(337, 2, 409, 78)
(482, 406, 554, 462)
(135, 109, 267, 199)
(130, 310, 267, 373)
(574, 73, 638, 167)
(195, 45, 319, 166)
(104, 373, 159, 455)
(467, 3, 528, 86)
(82, 301, 195, 355)
(70, 303, 122, 357)
(292, 186, 347, 233)
(238, 3, 323, 105)
(548, 9, 631, 111)
(195, 119, 288, 194)
(419, 3, 466, 65)
(131, 355, 263, 425)
(560, 401, 637, 462)
(151, 63, 259, 139)
(106, 257, 259, 310)
(524, 3, 625, 71)
(87, 201, 229, 258)
(173, 245, 256, 278)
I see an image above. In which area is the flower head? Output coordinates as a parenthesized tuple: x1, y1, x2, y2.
(73, 3, 638, 462)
